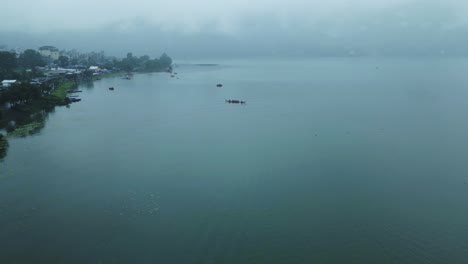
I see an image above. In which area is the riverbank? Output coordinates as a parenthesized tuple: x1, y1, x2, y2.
(6, 121, 45, 138)
(93, 72, 123, 81)
(51, 81, 76, 100)
(0, 69, 173, 159)
(0, 72, 124, 157)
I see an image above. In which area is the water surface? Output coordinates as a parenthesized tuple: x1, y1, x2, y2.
(2, 58, 468, 263)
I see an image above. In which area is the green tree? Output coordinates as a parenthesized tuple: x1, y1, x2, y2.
(159, 53, 172, 68)
(69, 58, 79, 66)
(87, 57, 97, 67)
(139, 55, 150, 62)
(18, 49, 45, 69)
(58, 56, 69, 67)
(0, 51, 17, 72)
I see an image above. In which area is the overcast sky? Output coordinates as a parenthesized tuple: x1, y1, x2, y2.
(1, 0, 468, 57)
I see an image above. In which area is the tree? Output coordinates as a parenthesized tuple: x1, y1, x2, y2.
(0, 51, 17, 72)
(119, 52, 138, 71)
(143, 59, 162, 71)
(159, 53, 172, 68)
(69, 57, 79, 66)
(87, 57, 97, 66)
(58, 56, 69, 68)
(18, 49, 45, 69)
(139, 55, 150, 62)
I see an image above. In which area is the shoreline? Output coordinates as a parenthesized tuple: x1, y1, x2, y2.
(0, 69, 169, 158)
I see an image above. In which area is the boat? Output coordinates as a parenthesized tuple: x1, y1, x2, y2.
(225, 99, 246, 104)
(216, 84, 223, 87)
(109, 87, 114, 90)
(66, 97, 81, 103)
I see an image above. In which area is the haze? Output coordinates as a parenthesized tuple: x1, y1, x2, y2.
(1, 0, 468, 58)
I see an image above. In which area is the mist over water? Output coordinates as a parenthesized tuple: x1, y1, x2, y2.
(1, 58, 468, 263)
(2, 0, 468, 263)
(2, 0, 468, 57)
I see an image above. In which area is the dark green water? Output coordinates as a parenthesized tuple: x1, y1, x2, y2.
(2, 58, 468, 263)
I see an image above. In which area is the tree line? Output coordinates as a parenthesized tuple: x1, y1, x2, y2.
(0, 49, 173, 82)
(0, 50, 46, 81)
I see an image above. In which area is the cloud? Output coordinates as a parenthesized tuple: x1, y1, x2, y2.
(2, 0, 468, 57)
(0, 0, 427, 33)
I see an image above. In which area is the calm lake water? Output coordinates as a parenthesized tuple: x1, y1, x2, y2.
(2, 58, 468, 263)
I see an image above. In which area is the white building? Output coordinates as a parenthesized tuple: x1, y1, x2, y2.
(39, 46, 60, 60)
(1, 80, 17, 88)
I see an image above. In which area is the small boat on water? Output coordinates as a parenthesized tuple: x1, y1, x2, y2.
(66, 97, 81, 103)
(225, 99, 246, 104)
(216, 84, 223, 87)
(109, 87, 114, 90)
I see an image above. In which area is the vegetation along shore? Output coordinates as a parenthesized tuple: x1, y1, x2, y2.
(0, 46, 172, 160)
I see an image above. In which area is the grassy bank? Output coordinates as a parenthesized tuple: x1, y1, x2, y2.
(7, 121, 45, 138)
(93, 72, 124, 80)
(8, 81, 76, 114)
(51, 81, 76, 100)
(1, 70, 137, 161)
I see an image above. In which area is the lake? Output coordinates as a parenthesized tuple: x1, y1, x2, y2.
(1, 58, 468, 263)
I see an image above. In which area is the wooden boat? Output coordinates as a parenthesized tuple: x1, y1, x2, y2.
(66, 97, 81, 103)
(225, 99, 246, 104)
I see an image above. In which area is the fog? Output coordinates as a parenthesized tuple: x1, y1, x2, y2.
(1, 0, 468, 58)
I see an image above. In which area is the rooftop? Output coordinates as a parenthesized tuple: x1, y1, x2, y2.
(39, 46, 59, 52)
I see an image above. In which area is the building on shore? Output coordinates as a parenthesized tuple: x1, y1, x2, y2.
(39, 46, 60, 60)
(1, 80, 17, 89)
(89, 66, 100, 71)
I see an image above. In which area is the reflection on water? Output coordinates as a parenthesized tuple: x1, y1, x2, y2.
(0, 135, 7, 161)
(7, 114, 46, 138)
(0, 109, 50, 161)
(2, 59, 468, 263)
(82, 80, 95, 90)
(0, 86, 87, 161)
